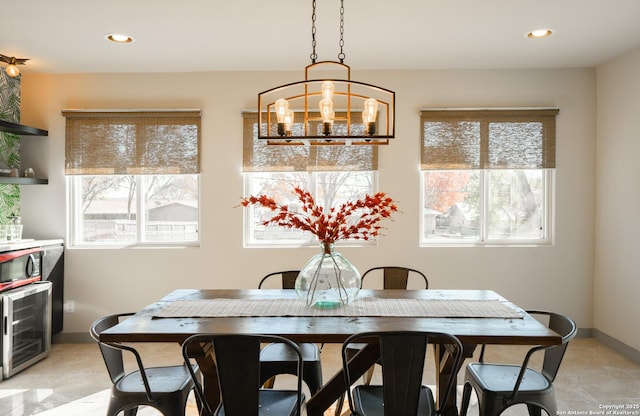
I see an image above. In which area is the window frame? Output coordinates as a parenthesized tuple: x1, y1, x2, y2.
(419, 169, 554, 247)
(242, 170, 379, 248)
(67, 174, 200, 248)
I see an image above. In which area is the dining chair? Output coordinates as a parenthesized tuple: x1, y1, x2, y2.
(258, 270, 323, 394)
(90, 313, 199, 416)
(460, 310, 577, 416)
(359, 266, 429, 290)
(335, 265, 429, 415)
(342, 330, 464, 416)
(182, 333, 305, 416)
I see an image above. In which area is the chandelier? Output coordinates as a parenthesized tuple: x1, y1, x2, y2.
(0, 54, 28, 78)
(258, 0, 395, 145)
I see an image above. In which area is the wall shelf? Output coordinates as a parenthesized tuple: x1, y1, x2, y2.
(0, 120, 48, 136)
(0, 120, 49, 185)
(0, 177, 48, 185)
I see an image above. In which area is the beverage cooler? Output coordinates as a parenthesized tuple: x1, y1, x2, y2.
(0, 281, 52, 378)
(0, 241, 63, 378)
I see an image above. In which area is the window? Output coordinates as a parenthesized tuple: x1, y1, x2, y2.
(63, 110, 200, 246)
(420, 109, 558, 245)
(242, 112, 377, 247)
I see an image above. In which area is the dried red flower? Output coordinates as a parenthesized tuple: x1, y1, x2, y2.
(240, 187, 398, 244)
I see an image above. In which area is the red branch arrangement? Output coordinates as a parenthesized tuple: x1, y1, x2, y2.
(240, 187, 398, 248)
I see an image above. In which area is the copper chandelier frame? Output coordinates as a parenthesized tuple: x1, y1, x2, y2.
(257, 0, 395, 145)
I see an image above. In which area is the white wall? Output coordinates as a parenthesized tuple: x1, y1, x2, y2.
(17, 68, 597, 336)
(595, 48, 640, 351)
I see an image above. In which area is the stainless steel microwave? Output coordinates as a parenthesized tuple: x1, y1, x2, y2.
(0, 248, 42, 293)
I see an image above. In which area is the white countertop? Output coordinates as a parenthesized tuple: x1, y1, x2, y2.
(0, 239, 64, 252)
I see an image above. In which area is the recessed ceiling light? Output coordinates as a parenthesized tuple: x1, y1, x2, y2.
(527, 28, 553, 39)
(105, 33, 134, 43)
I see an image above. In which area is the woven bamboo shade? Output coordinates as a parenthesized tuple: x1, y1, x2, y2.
(420, 109, 558, 170)
(63, 110, 201, 175)
(242, 112, 377, 172)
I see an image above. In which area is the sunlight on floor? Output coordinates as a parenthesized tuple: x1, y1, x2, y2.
(22, 388, 349, 416)
(29, 389, 203, 416)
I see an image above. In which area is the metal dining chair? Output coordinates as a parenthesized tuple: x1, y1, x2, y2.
(182, 333, 305, 416)
(90, 313, 199, 416)
(335, 266, 429, 415)
(258, 270, 323, 394)
(460, 310, 577, 416)
(359, 266, 429, 290)
(342, 330, 464, 416)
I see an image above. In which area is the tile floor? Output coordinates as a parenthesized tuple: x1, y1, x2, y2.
(0, 338, 638, 415)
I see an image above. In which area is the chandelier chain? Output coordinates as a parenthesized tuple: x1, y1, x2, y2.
(310, 0, 318, 63)
(338, 0, 345, 62)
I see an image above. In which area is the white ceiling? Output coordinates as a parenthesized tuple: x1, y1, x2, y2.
(3, 0, 640, 75)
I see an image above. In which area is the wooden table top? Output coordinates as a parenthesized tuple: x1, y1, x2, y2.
(100, 289, 561, 346)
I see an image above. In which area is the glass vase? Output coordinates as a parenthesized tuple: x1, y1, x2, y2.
(295, 242, 361, 308)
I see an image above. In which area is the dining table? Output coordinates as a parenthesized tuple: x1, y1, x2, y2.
(100, 288, 562, 416)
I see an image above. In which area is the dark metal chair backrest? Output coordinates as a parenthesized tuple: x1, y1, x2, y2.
(258, 270, 301, 289)
(90, 314, 129, 384)
(182, 333, 304, 416)
(90, 313, 157, 402)
(531, 310, 577, 383)
(342, 330, 463, 415)
(361, 266, 429, 289)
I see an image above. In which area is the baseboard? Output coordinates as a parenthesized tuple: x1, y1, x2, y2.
(593, 328, 640, 365)
(576, 327, 592, 338)
(53, 332, 94, 344)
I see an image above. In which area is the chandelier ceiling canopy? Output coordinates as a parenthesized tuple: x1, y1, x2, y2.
(258, 0, 395, 145)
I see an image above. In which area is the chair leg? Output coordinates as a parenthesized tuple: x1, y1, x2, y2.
(123, 408, 139, 416)
(158, 396, 190, 416)
(304, 364, 324, 394)
(334, 393, 345, 416)
(109, 403, 138, 416)
(193, 389, 203, 413)
(527, 404, 543, 416)
(460, 382, 472, 416)
(262, 376, 276, 389)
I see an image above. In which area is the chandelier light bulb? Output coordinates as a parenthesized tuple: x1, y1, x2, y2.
(363, 98, 379, 135)
(319, 98, 334, 123)
(363, 98, 379, 121)
(274, 98, 290, 136)
(274, 99, 289, 123)
(321, 81, 335, 101)
(319, 98, 335, 136)
(284, 110, 295, 135)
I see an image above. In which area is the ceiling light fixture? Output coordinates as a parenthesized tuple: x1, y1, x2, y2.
(258, 0, 395, 145)
(106, 33, 134, 43)
(527, 28, 553, 39)
(0, 54, 29, 77)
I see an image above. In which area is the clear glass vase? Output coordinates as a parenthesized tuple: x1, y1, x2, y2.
(295, 242, 361, 308)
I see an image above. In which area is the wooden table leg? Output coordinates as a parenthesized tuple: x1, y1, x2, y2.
(188, 342, 221, 412)
(434, 343, 476, 416)
(306, 343, 380, 416)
